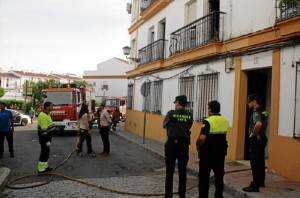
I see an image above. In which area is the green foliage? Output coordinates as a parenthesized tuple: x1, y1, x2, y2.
(73, 80, 89, 87)
(95, 101, 101, 107)
(280, 0, 299, 9)
(30, 79, 61, 105)
(23, 101, 39, 114)
(0, 99, 24, 110)
(0, 87, 5, 98)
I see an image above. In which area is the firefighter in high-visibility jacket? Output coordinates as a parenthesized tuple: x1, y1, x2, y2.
(196, 100, 229, 198)
(37, 101, 56, 173)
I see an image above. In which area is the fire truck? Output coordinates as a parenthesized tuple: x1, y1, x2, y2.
(40, 83, 95, 132)
(102, 96, 127, 121)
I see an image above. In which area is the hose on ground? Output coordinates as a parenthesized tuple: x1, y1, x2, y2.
(6, 149, 251, 196)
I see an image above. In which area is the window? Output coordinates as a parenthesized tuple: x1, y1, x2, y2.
(178, 76, 195, 113)
(185, 0, 197, 25)
(127, 83, 134, 109)
(195, 73, 219, 121)
(43, 92, 73, 105)
(144, 81, 152, 112)
(294, 62, 300, 138)
(151, 80, 163, 114)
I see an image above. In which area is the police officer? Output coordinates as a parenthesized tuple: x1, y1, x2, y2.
(243, 94, 268, 192)
(37, 101, 56, 173)
(196, 100, 229, 198)
(163, 95, 193, 198)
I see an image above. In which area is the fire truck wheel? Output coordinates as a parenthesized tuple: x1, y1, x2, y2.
(21, 119, 28, 126)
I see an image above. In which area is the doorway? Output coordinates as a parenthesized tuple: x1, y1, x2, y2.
(244, 69, 271, 160)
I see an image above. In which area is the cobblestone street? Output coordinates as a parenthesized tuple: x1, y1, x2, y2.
(3, 174, 235, 198)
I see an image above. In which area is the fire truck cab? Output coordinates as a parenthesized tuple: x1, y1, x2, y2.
(40, 83, 95, 132)
(102, 96, 127, 121)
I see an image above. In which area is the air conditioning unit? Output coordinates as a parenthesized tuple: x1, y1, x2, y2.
(126, 3, 132, 14)
(101, 85, 108, 91)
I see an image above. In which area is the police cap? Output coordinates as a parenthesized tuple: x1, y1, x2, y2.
(173, 95, 188, 106)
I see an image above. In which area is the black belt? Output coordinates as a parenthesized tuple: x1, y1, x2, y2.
(167, 137, 189, 144)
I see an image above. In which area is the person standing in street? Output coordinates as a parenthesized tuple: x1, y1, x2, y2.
(243, 94, 268, 192)
(111, 107, 121, 131)
(0, 102, 15, 158)
(37, 101, 55, 173)
(99, 103, 112, 156)
(76, 102, 96, 157)
(163, 95, 193, 198)
(196, 100, 229, 198)
(29, 107, 35, 126)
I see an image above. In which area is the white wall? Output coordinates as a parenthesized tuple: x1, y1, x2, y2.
(129, 0, 277, 60)
(242, 51, 273, 70)
(132, 58, 235, 126)
(223, 0, 276, 40)
(83, 58, 129, 101)
(279, 46, 300, 136)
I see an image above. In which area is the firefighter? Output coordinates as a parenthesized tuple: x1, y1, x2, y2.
(37, 101, 55, 173)
(196, 100, 229, 198)
(163, 95, 193, 198)
(111, 107, 121, 131)
(243, 94, 268, 192)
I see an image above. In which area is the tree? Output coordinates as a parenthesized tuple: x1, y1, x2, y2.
(31, 79, 61, 105)
(0, 87, 5, 98)
(73, 80, 89, 87)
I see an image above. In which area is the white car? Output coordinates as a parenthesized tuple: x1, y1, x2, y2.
(8, 109, 32, 126)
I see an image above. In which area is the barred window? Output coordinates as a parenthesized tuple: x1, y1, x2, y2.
(195, 73, 219, 121)
(144, 81, 152, 112)
(127, 83, 134, 110)
(178, 76, 195, 113)
(151, 80, 163, 114)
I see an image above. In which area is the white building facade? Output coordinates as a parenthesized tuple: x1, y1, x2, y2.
(82, 58, 129, 101)
(125, 0, 300, 181)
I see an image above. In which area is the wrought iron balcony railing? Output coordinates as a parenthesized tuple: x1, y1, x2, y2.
(276, 0, 300, 21)
(138, 39, 168, 65)
(169, 11, 225, 55)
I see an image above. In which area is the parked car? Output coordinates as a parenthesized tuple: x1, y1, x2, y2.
(8, 109, 32, 126)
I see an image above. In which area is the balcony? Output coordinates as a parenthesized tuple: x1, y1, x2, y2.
(138, 39, 168, 66)
(169, 11, 225, 55)
(276, 0, 300, 21)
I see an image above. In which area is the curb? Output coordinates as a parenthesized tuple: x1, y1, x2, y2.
(0, 167, 10, 193)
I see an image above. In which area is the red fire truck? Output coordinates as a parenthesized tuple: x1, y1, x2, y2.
(40, 83, 95, 132)
(102, 96, 127, 121)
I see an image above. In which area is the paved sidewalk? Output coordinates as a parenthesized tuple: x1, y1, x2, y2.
(113, 125, 300, 198)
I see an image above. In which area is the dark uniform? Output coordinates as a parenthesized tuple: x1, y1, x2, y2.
(248, 106, 268, 189)
(198, 114, 229, 198)
(163, 108, 193, 198)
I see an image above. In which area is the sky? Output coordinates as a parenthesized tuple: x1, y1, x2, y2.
(0, 0, 131, 76)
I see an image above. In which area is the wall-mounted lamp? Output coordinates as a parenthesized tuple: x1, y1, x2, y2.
(122, 46, 140, 63)
(225, 57, 235, 73)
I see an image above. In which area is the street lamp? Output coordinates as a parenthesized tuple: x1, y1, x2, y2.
(122, 46, 140, 63)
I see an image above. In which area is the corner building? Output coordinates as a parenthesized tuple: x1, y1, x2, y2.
(124, 0, 300, 181)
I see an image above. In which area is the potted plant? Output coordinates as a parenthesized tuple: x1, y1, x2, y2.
(279, 0, 300, 15)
